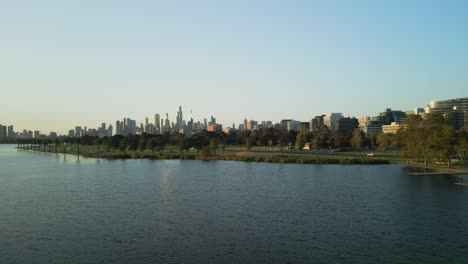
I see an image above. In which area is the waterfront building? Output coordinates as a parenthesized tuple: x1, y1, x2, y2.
(425, 97, 468, 129)
(19, 130, 33, 139)
(33, 130, 40, 138)
(0, 125, 6, 138)
(7, 125, 15, 138)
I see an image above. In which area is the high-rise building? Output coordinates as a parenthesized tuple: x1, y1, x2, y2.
(209, 116, 216, 126)
(176, 106, 183, 130)
(300, 122, 310, 131)
(246, 120, 258, 131)
(154, 114, 161, 134)
(324, 113, 344, 131)
(336, 117, 359, 133)
(115, 121, 122, 135)
(75, 126, 82, 137)
(207, 123, 222, 132)
(376, 108, 407, 125)
(107, 124, 113, 137)
(0, 125, 6, 138)
(280, 119, 293, 131)
(7, 125, 14, 138)
(164, 113, 170, 133)
(144, 117, 149, 133)
(360, 117, 382, 138)
(123, 118, 137, 135)
(310, 115, 325, 131)
(286, 120, 301, 131)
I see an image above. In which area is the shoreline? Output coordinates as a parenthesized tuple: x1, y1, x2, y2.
(16, 148, 390, 165)
(14, 147, 468, 172)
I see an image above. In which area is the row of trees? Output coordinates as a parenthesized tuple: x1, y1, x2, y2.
(16, 127, 367, 153)
(378, 114, 467, 166)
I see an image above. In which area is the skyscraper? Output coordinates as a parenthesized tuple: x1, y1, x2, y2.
(7, 125, 14, 138)
(165, 113, 170, 132)
(107, 124, 113, 137)
(176, 106, 183, 130)
(155, 114, 161, 134)
(145, 117, 149, 133)
(0, 125, 6, 138)
(324, 113, 344, 131)
(75, 126, 82, 137)
(115, 120, 122, 135)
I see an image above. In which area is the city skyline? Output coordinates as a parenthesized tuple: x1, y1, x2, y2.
(2, 95, 467, 137)
(1, 1, 467, 133)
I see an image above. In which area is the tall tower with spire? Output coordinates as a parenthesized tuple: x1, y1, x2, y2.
(176, 106, 183, 130)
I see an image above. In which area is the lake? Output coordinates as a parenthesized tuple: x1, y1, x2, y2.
(0, 144, 467, 264)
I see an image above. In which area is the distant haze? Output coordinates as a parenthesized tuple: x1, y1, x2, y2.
(1, 1, 467, 134)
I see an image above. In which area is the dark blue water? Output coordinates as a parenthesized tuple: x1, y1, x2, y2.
(1, 145, 467, 264)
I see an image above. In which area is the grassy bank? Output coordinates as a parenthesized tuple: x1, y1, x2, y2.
(17, 145, 390, 165)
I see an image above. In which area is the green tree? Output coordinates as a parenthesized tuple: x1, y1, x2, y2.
(107, 135, 124, 150)
(455, 129, 467, 160)
(433, 123, 456, 167)
(199, 146, 212, 160)
(191, 134, 209, 152)
(147, 138, 158, 153)
(398, 114, 455, 166)
(295, 126, 308, 150)
(210, 138, 219, 155)
(376, 133, 393, 151)
(138, 137, 147, 152)
(349, 128, 363, 150)
(331, 130, 347, 149)
(246, 137, 252, 151)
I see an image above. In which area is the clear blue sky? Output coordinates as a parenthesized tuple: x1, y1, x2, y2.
(1, 1, 467, 134)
